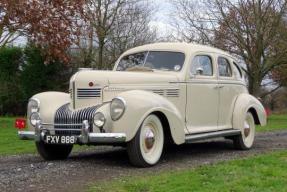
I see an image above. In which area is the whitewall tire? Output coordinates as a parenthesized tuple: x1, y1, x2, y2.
(233, 112, 256, 150)
(127, 114, 164, 167)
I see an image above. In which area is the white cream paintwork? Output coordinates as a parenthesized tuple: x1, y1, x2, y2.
(27, 42, 267, 144)
(28, 92, 70, 131)
(233, 93, 267, 132)
(109, 90, 187, 144)
(71, 70, 181, 109)
(185, 52, 219, 133)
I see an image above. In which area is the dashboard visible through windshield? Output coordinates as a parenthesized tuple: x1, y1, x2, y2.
(116, 51, 185, 72)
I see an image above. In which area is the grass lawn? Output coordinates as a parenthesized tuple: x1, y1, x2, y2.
(0, 114, 286, 156)
(89, 150, 287, 192)
(256, 113, 287, 132)
(0, 117, 36, 155)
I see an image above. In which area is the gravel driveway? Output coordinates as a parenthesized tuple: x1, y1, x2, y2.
(0, 130, 287, 192)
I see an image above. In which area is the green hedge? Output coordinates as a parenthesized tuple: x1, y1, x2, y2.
(0, 47, 24, 115)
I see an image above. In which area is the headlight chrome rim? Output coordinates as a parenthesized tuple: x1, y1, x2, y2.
(110, 97, 126, 121)
(30, 112, 41, 126)
(29, 98, 40, 113)
(93, 112, 106, 128)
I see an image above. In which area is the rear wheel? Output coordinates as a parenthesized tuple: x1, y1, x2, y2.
(36, 141, 73, 160)
(127, 114, 164, 167)
(233, 112, 255, 150)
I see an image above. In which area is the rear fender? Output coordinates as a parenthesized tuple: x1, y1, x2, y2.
(233, 93, 267, 131)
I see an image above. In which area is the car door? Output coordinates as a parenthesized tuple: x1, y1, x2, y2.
(217, 56, 245, 129)
(186, 53, 219, 134)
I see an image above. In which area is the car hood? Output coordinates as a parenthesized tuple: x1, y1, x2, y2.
(71, 70, 179, 86)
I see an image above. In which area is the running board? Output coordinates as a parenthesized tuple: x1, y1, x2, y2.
(185, 129, 241, 143)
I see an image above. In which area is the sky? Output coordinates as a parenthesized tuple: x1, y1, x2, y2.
(149, 0, 175, 38)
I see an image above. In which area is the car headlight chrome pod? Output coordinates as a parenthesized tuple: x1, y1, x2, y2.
(30, 112, 41, 126)
(110, 97, 126, 121)
(28, 98, 40, 113)
(93, 112, 106, 127)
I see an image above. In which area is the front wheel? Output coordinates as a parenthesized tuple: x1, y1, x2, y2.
(233, 112, 256, 150)
(36, 141, 73, 160)
(127, 114, 164, 167)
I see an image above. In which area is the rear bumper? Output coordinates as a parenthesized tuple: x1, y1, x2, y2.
(18, 120, 126, 144)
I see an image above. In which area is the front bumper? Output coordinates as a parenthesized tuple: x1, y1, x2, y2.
(18, 120, 126, 144)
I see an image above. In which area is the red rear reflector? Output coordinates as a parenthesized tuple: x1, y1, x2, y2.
(15, 118, 26, 129)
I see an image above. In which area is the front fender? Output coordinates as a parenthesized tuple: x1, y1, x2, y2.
(111, 90, 186, 145)
(29, 92, 70, 131)
(233, 93, 267, 131)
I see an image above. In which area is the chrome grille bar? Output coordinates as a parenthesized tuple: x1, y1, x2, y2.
(54, 104, 98, 135)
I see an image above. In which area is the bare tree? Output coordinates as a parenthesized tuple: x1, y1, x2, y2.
(83, 0, 125, 69)
(104, 1, 157, 69)
(75, 0, 157, 69)
(171, 0, 287, 97)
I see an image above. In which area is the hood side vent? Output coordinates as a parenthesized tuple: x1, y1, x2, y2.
(166, 89, 179, 97)
(151, 89, 164, 96)
(77, 88, 101, 99)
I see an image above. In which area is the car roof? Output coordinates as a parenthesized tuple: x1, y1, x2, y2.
(123, 42, 233, 58)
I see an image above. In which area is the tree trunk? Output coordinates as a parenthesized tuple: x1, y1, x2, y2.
(98, 39, 104, 70)
(248, 73, 261, 97)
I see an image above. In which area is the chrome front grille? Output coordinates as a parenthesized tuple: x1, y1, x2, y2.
(54, 103, 98, 135)
(77, 88, 101, 99)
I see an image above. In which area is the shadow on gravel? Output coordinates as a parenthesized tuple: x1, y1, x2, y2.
(66, 139, 235, 167)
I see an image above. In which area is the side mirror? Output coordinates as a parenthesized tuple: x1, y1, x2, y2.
(196, 67, 203, 75)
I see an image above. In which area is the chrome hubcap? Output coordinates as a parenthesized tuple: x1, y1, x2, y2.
(244, 120, 250, 137)
(144, 127, 155, 150)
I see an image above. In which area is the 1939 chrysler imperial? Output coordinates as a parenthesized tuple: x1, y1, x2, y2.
(17, 43, 266, 167)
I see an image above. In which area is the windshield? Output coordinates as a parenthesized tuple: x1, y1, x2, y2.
(116, 51, 185, 72)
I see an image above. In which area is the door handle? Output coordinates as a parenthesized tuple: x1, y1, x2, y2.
(214, 85, 224, 89)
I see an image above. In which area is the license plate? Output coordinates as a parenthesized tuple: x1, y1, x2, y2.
(44, 135, 77, 144)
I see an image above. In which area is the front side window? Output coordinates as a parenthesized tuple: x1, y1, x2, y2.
(116, 51, 185, 72)
(218, 57, 232, 77)
(190, 55, 213, 76)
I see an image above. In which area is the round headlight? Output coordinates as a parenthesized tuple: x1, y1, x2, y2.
(30, 112, 41, 126)
(93, 112, 106, 127)
(110, 97, 126, 121)
(28, 98, 40, 113)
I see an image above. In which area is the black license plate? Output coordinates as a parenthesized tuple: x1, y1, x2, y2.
(44, 135, 77, 144)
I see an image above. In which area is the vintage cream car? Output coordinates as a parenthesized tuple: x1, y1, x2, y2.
(18, 43, 266, 167)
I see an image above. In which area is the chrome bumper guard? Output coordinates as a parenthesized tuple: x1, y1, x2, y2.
(18, 120, 126, 144)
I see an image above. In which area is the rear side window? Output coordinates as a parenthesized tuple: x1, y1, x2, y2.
(191, 55, 213, 76)
(218, 57, 232, 77)
(233, 62, 242, 79)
